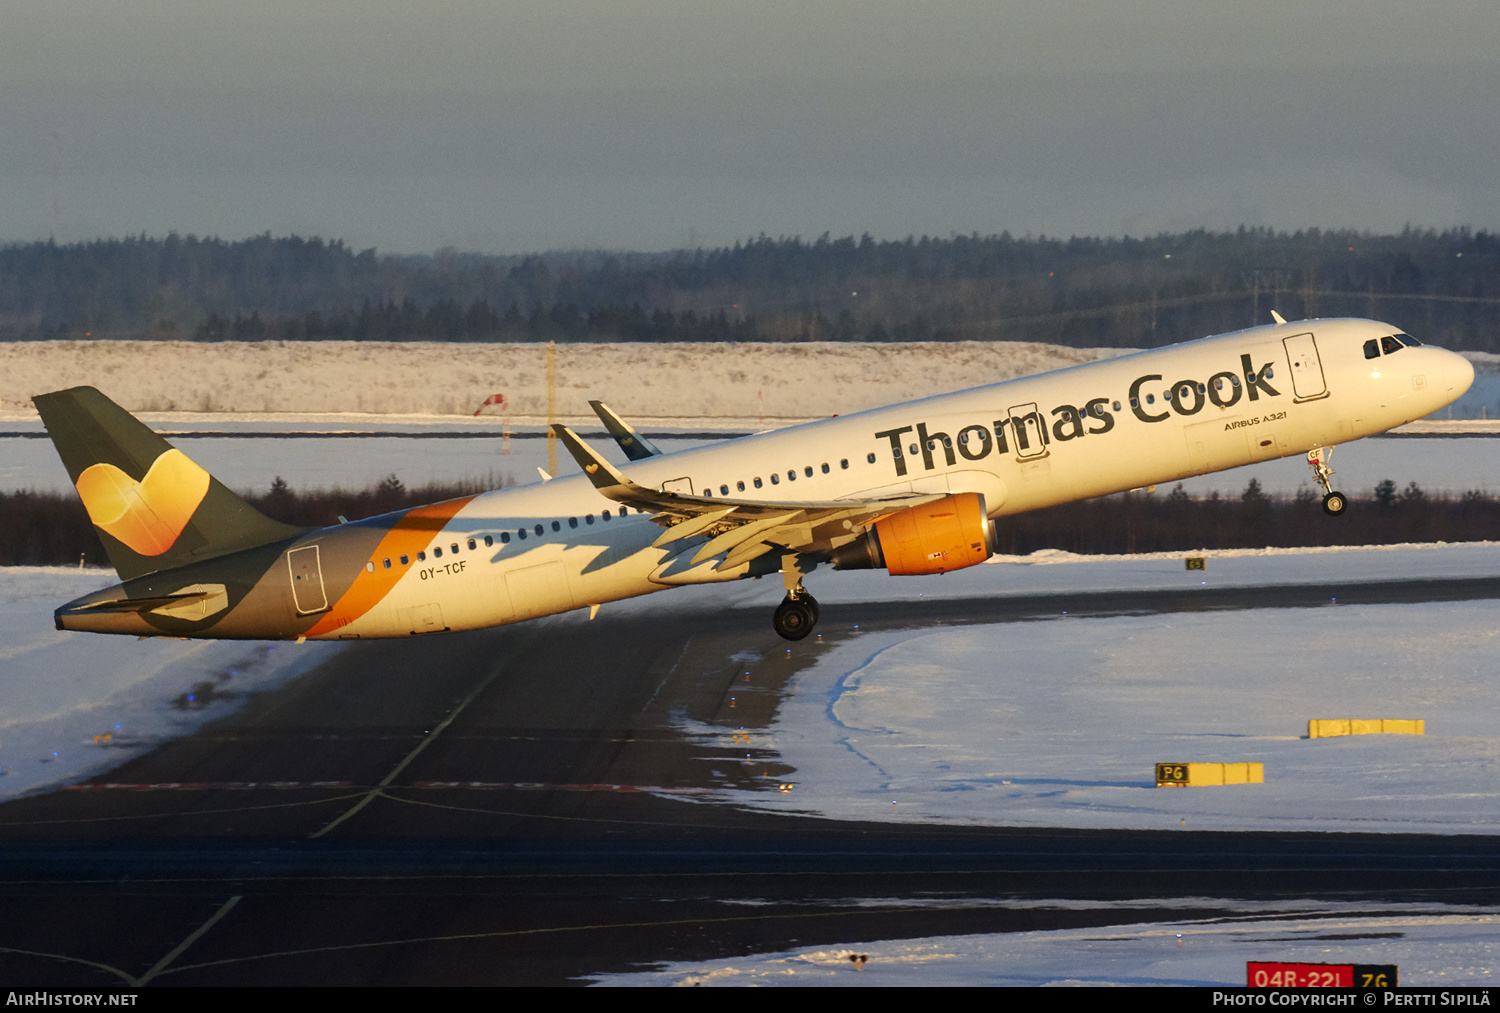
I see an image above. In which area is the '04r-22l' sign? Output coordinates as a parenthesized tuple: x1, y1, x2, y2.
(1247, 962, 1398, 988)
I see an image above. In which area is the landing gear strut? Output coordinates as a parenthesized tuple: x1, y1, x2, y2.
(773, 554, 819, 641)
(1307, 446, 1346, 517)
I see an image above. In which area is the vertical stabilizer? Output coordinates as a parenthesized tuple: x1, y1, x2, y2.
(34, 387, 303, 580)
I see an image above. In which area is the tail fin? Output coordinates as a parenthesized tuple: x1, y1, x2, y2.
(34, 387, 303, 580)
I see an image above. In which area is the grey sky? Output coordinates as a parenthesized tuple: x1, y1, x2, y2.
(3, 1, 1498, 253)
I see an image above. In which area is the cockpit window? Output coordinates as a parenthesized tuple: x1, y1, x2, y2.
(1394, 332, 1422, 346)
(1381, 335, 1404, 355)
(1363, 339, 1380, 359)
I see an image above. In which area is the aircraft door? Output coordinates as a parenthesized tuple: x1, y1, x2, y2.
(506, 561, 577, 620)
(1006, 403, 1049, 459)
(287, 545, 329, 615)
(1283, 332, 1329, 401)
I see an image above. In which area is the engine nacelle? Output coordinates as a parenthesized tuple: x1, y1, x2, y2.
(831, 492, 996, 575)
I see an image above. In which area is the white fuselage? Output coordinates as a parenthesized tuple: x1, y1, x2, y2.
(323, 318, 1475, 638)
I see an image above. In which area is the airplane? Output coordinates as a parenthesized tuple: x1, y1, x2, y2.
(36, 315, 1473, 643)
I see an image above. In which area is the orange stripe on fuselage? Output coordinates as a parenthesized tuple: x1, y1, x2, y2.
(304, 496, 476, 637)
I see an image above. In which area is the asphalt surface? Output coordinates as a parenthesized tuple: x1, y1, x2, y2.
(2, 576, 1499, 986)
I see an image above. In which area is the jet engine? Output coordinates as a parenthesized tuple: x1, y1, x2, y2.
(831, 492, 996, 575)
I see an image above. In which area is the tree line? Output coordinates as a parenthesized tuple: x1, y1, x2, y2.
(3, 227, 1500, 349)
(3, 476, 1494, 569)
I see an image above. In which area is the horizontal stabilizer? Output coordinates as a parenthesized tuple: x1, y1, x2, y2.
(71, 591, 216, 613)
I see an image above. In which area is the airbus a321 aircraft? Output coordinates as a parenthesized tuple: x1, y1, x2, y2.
(37, 316, 1473, 642)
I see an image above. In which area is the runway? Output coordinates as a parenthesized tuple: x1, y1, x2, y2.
(1, 576, 1499, 986)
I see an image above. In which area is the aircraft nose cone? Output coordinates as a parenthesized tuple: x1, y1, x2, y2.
(1447, 350, 1475, 396)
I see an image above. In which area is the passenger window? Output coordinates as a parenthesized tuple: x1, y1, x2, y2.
(433, 546, 443, 558)
(908, 443, 918, 455)
(383, 558, 392, 569)
(893, 446, 903, 458)
(569, 517, 578, 528)
(400, 554, 410, 565)
(865, 453, 875, 464)
(720, 484, 729, 495)
(534, 524, 544, 535)
(1146, 394, 1155, 404)
(500, 532, 510, 543)
(451, 543, 459, 554)
(468, 538, 477, 550)
(841, 459, 849, 469)
(805, 466, 814, 477)
(770, 473, 780, 485)
(551, 520, 560, 532)
(787, 470, 795, 481)
(602, 510, 611, 521)
(1364, 339, 1380, 359)
(585, 514, 594, 524)
(484, 535, 493, 547)
(517, 529, 526, 540)
(822, 463, 830, 474)
(1112, 401, 1121, 411)
(754, 477, 763, 488)
(1381, 335, 1403, 355)
(365, 561, 375, 573)
(1265, 366, 1275, 378)
(418, 550, 427, 561)
(737, 481, 746, 491)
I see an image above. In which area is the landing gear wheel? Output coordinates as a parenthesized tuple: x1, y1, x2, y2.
(773, 596, 817, 641)
(804, 593, 820, 626)
(1322, 491, 1347, 516)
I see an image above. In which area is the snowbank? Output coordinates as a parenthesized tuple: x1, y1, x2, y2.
(591, 902, 1499, 987)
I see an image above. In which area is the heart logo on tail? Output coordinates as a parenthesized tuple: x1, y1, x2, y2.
(75, 449, 211, 556)
(585, 463, 599, 474)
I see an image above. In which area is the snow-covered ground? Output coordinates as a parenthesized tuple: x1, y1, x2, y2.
(0, 566, 339, 801)
(7, 546, 1500, 987)
(649, 541, 1500, 835)
(5, 542, 1499, 816)
(0, 339, 1120, 420)
(589, 901, 1499, 987)
(3, 339, 1495, 422)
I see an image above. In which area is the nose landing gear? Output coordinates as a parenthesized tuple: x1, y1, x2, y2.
(1307, 446, 1347, 516)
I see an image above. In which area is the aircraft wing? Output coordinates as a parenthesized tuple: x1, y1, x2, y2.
(553, 424, 941, 570)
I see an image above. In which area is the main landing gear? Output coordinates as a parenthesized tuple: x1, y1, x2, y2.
(773, 592, 819, 641)
(772, 555, 820, 641)
(1307, 446, 1347, 516)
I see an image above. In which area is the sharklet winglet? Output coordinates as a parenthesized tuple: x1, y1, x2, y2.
(552, 424, 639, 498)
